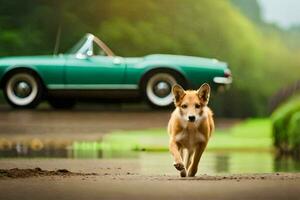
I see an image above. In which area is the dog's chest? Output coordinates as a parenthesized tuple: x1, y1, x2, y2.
(175, 127, 206, 147)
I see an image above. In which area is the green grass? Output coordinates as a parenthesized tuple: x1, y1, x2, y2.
(208, 119, 272, 151)
(94, 118, 273, 152)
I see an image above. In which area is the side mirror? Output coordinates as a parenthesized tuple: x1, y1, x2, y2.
(76, 53, 88, 59)
(87, 50, 93, 57)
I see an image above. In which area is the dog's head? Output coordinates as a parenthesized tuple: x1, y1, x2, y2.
(172, 83, 210, 123)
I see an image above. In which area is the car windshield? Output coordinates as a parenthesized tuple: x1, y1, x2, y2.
(67, 34, 115, 57)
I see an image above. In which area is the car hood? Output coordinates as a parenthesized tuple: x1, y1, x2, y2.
(144, 54, 227, 68)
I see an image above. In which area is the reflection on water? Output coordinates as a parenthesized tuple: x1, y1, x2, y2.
(138, 152, 300, 175)
(274, 156, 300, 172)
(215, 154, 229, 172)
(0, 141, 300, 174)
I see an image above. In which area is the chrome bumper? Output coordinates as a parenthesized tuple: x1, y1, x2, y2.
(213, 77, 232, 84)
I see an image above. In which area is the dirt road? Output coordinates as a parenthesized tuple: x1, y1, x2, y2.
(0, 159, 300, 200)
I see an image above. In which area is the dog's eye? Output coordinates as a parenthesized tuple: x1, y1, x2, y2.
(181, 104, 187, 109)
(195, 104, 201, 109)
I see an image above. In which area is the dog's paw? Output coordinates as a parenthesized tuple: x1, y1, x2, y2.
(180, 169, 187, 177)
(188, 172, 196, 177)
(187, 169, 197, 177)
(173, 162, 185, 171)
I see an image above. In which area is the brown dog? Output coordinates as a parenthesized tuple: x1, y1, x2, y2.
(168, 83, 214, 177)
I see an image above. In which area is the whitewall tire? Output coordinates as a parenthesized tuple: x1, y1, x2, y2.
(4, 72, 43, 108)
(143, 72, 184, 108)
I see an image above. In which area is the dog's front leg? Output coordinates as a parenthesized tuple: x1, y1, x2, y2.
(169, 139, 186, 176)
(187, 143, 207, 177)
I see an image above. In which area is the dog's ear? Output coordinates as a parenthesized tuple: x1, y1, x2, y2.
(172, 84, 185, 105)
(197, 83, 210, 105)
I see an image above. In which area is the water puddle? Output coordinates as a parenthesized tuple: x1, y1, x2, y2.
(0, 141, 300, 175)
(138, 151, 300, 175)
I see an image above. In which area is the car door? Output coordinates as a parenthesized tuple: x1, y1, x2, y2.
(64, 55, 126, 89)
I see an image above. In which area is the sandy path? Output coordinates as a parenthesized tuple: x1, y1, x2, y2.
(1, 176, 300, 200)
(0, 158, 300, 200)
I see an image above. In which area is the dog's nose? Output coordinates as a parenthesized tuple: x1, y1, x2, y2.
(188, 116, 196, 122)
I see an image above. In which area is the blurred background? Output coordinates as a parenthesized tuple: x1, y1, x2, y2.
(0, 0, 300, 175)
(1, 0, 300, 117)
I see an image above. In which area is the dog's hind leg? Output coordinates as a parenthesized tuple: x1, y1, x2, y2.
(185, 149, 193, 170)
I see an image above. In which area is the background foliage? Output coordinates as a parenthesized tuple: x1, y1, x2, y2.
(272, 95, 300, 154)
(0, 0, 299, 117)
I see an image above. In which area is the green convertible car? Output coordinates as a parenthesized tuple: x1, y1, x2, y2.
(0, 33, 232, 109)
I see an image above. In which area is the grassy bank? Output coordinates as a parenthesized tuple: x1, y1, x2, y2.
(76, 118, 272, 152)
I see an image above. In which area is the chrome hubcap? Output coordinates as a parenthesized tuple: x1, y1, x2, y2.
(13, 81, 32, 98)
(6, 73, 38, 106)
(153, 81, 171, 97)
(146, 73, 177, 107)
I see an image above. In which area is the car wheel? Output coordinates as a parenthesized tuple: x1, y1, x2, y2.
(48, 98, 76, 109)
(4, 72, 43, 108)
(142, 71, 184, 108)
